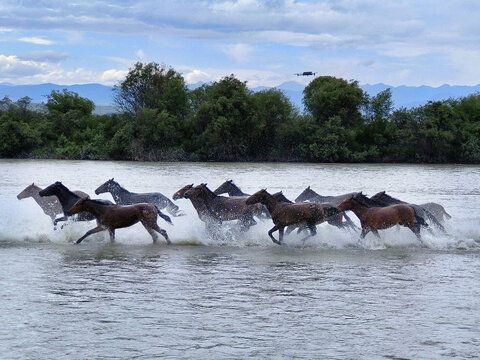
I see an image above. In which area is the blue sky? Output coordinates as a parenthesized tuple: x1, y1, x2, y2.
(1, 0, 480, 87)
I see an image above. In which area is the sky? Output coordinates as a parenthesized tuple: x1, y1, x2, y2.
(1, 0, 480, 88)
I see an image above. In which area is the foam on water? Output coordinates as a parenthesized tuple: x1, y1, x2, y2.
(3, 193, 479, 252)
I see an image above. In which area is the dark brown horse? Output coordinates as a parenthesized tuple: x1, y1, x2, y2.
(17, 183, 63, 223)
(67, 198, 170, 244)
(172, 184, 222, 230)
(294, 186, 358, 230)
(336, 193, 426, 242)
(95, 178, 183, 217)
(184, 184, 262, 230)
(246, 189, 337, 245)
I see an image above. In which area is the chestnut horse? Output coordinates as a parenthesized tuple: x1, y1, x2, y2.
(184, 184, 261, 230)
(370, 191, 449, 231)
(336, 193, 426, 242)
(246, 189, 337, 245)
(67, 198, 171, 244)
(17, 183, 63, 223)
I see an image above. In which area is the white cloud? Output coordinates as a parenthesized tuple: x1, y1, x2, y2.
(19, 37, 55, 45)
(101, 69, 128, 85)
(221, 43, 253, 63)
(135, 49, 146, 60)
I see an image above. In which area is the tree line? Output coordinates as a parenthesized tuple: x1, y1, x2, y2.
(1, 61, 480, 163)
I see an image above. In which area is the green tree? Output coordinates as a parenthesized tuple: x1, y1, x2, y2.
(114, 62, 187, 119)
(303, 76, 365, 127)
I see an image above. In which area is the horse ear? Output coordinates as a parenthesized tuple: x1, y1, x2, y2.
(31, 182, 35, 186)
(381, 191, 385, 194)
(110, 178, 114, 181)
(307, 185, 310, 189)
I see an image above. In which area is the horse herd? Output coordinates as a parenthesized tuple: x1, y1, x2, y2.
(16, 179, 451, 246)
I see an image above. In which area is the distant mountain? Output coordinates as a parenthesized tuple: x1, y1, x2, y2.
(0, 83, 114, 105)
(1, 81, 480, 113)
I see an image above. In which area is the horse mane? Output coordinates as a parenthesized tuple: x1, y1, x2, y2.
(371, 191, 404, 205)
(353, 193, 379, 208)
(87, 199, 112, 206)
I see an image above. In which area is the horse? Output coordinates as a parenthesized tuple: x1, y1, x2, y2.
(246, 189, 337, 245)
(67, 198, 170, 244)
(173, 184, 222, 231)
(184, 184, 263, 230)
(336, 193, 427, 242)
(370, 191, 450, 229)
(95, 178, 183, 217)
(213, 180, 250, 197)
(17, 183, 63, 223)
(294, 186, 358, 230)
(38, 181, 105, 226)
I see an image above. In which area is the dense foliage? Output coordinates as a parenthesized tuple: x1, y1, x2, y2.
(1, 62, 480, 163)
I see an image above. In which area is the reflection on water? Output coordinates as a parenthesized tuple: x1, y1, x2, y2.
(1, 160, 480, 358)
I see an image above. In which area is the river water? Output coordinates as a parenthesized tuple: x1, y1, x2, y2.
(1, 159, 480, 359)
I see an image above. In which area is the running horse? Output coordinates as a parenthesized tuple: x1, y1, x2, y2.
(246, 189, 338, 245)
(67, 198, 171, 244)
(335, 193, 427, 242)
(370, 191, 450, 230)
(17, 183, 63, 223)
(184, 184, 262, 230)
(38, 181, 111, 226)
(173, 184, 222, 231)
(294, 186, 358, 230)
(213, 180, 250, 197)
(95, 178, 183, 217)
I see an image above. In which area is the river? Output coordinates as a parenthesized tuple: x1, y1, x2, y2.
(1, 159, 479, 359)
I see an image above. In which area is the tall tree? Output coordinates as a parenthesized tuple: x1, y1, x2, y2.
(113, 62, 187, 119)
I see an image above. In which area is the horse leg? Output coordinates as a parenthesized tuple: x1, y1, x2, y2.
(54, 215, 68, 226)
(343, 213, 359, 230)
(278, 227, 285, 244)
(143, 221, 170, 244)
(360, 228, 369, 238)
(301, 225, 317, 242)
(268, 225, 281, 245)
(75, 226, 104, 244)
(109, 229, 115, 242)
(372, 229, 381, 238)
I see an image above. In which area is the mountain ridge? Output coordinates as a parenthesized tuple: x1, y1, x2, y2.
(1, 81, 479, 111)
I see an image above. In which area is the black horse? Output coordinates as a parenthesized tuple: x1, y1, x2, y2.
(39, 181, 112, 226)
(95, 178, 183, 217)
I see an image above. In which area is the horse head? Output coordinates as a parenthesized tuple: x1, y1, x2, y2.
(246, 189, 268, 205)
(17, 183, 37, 199)
(295, 186, 314, 203)
(95, 178, 117, 195)
(173, 184, 194, 200)
(39, 181, 63, 197)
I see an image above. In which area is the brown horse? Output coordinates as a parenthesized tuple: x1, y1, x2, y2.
(246, 189, 337, 245)
(67, 198, 171, 244)
(17, 183, 63, 223)
(184, 184, 262, 230)
(173, 184, 222, 230)
(336, 193, 426, 241)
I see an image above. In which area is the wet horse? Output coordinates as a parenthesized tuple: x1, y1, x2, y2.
(184, 184, 263, 230)
(246, 189, 337, 245)
(173, 184, 222, 231)
(213, 180, 250, 197)
(336, 193, 427, 242)
(67, 198, 170, 244)
(370, 191, 450, 230)
(17, 183, 63, 223)
(294, 186, 358, 230)
(38, 181, 106, 226)
(95, 178, 183, 217)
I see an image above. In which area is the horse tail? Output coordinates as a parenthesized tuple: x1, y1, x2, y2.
(155, 206, 173, 225)
(443, 208, 452, 219)
(423, 208, 447, 233)
(412, 207, 428, 228)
